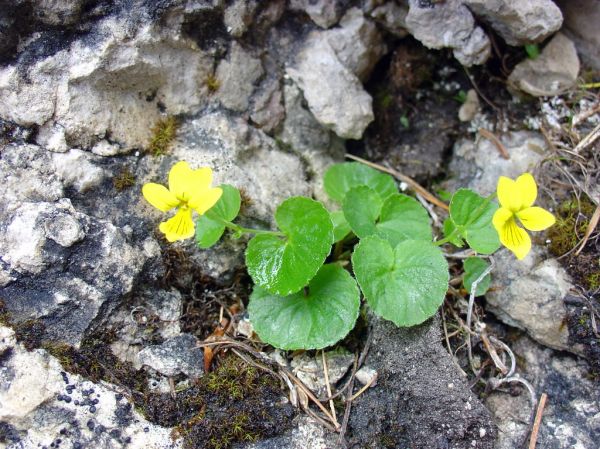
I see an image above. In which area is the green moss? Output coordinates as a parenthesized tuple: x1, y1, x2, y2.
(205, 75, 221, 93)
(160, 354, 293, 449)
(586, 271, 600, 291)
(547, 196, 595, 256)
(113, 168, 136, 191)
(0, 299, 11, 326)
(148, 116, 178, 157)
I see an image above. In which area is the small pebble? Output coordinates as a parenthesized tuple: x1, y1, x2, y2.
(95, 425, 106, 434)
(89, 406, 97, 413)
(144, 427, 149, 433)
(86, 420, 95, 430)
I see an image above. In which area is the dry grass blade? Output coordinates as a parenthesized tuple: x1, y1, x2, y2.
(575, 203, 600, 256)
(573, 122, 600, 154)
(345, 154, 449, 211)
(322, 350, 339, 427)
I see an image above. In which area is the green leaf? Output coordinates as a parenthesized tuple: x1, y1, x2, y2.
(442, 218, 464, 247)
(196, 184, 241, 249)
(449, 189, 501, 254)
(330, 210, 352, 243)
(343, 187, 432, 246)
(463, 257, 491, 296)
(246, 197, 333, 296)
(352, 236, 449, 327)
(248, 264, 360, 350)
(524, 44, 540, 60)
(324, 162, 397, 204)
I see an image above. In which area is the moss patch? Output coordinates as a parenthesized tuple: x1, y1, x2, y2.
(143, 354, 294, 449)
(547, 196, 595, 257)
(113, 168, 136, 191)
(148, 116, 178, 157)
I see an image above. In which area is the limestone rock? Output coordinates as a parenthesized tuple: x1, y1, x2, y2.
(0, 10, 214, 151)
(250, 77, 285, 133)
(287, 34, 374, 139)
(216, 42, 264, 112)
(291, 350, 354, 397)
(289, 0, 344, 28)
(486, 336, 599, 448)
(458, 89, 480, 122)
(447, 131, 547, 196)
(325, 8, 387, 81)
(556, 0, 600, 70)
(0, 328, 180, 448)
(464, 0, 563, 46)
(508, 32, 581, 97)
(486, 247, 578, 353)
(405, 0, 491, 66)
(367, 1, 409, 37)
(31, 0, 84, 26)
(223, 0, 258, 37)
(138, 334, 204, 378)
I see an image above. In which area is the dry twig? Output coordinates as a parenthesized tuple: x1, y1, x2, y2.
(528, 393, 548, 449)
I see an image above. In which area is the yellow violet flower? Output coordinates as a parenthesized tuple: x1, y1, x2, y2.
(492, 173, 555, 260)
(142, 161, 222, 242)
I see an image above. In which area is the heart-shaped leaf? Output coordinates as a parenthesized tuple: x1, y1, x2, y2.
(246, 197, 333, 295)
(324, 162, 397, 204)
(196, 184, 241, 248)
(463, 257, 491, 296)
(248, 264, 360, 350)
(352, 236, 449, 326)
(343, 187, 432, 246)
(330, 210, 352, 243)
(449, 189, 500, 254)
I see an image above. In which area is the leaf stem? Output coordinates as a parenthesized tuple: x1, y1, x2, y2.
(217, 217, 284, 237)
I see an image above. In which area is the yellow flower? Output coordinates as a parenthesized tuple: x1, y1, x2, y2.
(142, 161, 222, 242)
(492, 173, 555, 260)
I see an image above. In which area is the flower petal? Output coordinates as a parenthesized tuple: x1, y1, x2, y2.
(496, 176, 521, 212)
(189, 187, 223, 215)
(142, 183, 179, 212)
(517, 206, 556, 231)
(515, 173, 537, 209)
(158, 208, 195, 242)
(492, 207, 513, 231)
(498, 217, 531, 260)
(169, 161, 213, 202)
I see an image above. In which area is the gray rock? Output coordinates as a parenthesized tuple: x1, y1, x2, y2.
(405, 0, 491, 66)
(31, 0, 84, 26)
(51, 149, 107, 192)
(0, 326, 180, 448)
(246, 416, 336, 449)
(216, 42, 264, 112)
(325, 7, 387, 81)
(0, 9, 214, 151)
(367, 1, 409, 37)
(447, 131, 547, 196)
(458, 89, 480, 122)
(138, 334, 204, 378)
(223, 0, 258, 37)
(486, 335, 599, 449)
(287, 34, 374, 139)
(464, 0, 563, 46)
(508, 32, 580, 97)
(289, 0, 344, 28)
(486, 247, 579, 353)
(290, 350, 354, 397)
(348, 316, 496, 448)
(250, 77, 285, 133)
(556, 0, 600, 70)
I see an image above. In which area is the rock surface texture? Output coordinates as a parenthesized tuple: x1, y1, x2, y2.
(508, 32, 580, 97)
